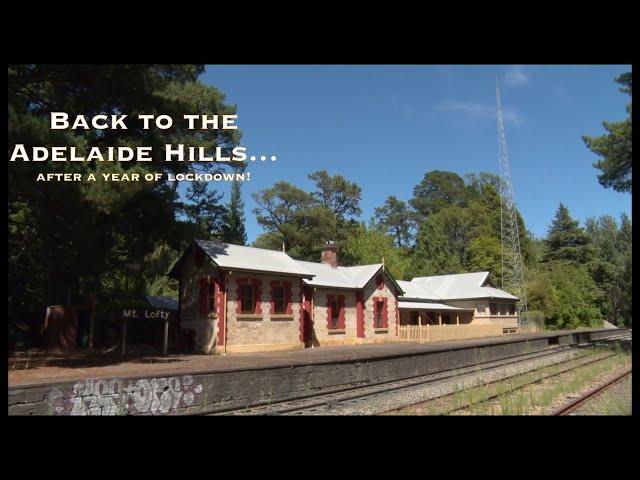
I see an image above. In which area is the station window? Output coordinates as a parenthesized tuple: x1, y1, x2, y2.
(499, 303, 507, 315)
(240, 284, 255, 314)
(273, 285, 285, 314)
(375, 301, 385, 328)
(330, 299, 340, 329)
(410, 311, 420, 325)
(508, 303, 516, 315)
(489, 302, 498, 315)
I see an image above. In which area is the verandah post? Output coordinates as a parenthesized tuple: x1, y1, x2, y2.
(122, 317, 127, 356)
(163, 317, 169, 356)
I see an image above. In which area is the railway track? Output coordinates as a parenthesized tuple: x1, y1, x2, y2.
(552, 368, 632, 416)
(431, 351, 619, 416)
(212, 345, 587, 416)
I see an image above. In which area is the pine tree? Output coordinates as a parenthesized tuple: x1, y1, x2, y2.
(543, 203, 594, 265)
(373, 196, 416, 248)
(183, 181, 226, 239)
(222, 179, 247, 245)
(583, 72, 632, 193)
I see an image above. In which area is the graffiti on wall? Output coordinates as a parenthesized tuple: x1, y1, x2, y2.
(47, 375, 204, 416)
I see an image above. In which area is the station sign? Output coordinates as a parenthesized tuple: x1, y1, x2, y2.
(122, 308, 172, 321)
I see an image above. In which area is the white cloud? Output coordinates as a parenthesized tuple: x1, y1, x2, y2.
(504, 65, 529, 87)
(438, 100, 525, 126)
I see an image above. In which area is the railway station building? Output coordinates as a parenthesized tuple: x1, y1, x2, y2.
(169, 240, 519, 354)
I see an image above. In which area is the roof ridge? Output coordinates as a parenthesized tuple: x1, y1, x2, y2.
(413, 271, 489, 279)
(195, 239, 290, 256)
(339, 263, 383, 270)
(292, 259, 328, 266)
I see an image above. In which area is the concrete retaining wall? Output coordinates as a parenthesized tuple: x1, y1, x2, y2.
(7, 328, 629, 415)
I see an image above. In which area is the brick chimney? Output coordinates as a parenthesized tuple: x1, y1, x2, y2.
(320, 241, 339, 268)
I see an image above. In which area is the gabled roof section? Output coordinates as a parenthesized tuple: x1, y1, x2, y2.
(292, 260, 404, 294)
(343, 264, 385, 289)
(396, 280, 441, 301)
(168, 240, 314, 278)
(410, 271, 518, 300)
(412, 272, 489, 292)
(292, 260, 357, 289)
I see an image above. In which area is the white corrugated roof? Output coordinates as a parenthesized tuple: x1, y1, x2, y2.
(170, 241, 516, 301)
(343, 264, 385, 288)
(195, 240, 314, 278)
(480, 285, 519, 300)
(396, 280, 441, 300)
(292, 261, 390, 290)
(398, 301, 473, 311)
(410, 272, 518, 300)
(292, 260, 357, 288)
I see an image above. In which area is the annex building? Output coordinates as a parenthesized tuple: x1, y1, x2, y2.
(169, 240, 519, 354)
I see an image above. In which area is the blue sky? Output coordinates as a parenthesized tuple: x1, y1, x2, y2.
(197, 65, 631, 243)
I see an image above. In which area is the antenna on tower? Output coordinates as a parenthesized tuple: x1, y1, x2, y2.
(496, 77, 528, 329)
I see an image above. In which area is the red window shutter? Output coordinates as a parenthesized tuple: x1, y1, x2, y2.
(383, 298, 389, 328)
(216, 274, 226, 346)
(338, 295, 346, 329)
(215, 275, 225, 319)
(208, 279, 215, 312)
(236, 279, 247, 313)
(252, 279, 263, 314)
(199, 278, 208, 315)
(356, 291, 365, 338)
(269, 281, 279, 314)
(326, 294, 334, 329)
(284, 281, 292, 314)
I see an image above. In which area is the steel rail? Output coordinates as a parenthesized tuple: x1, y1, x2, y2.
(552, 368, 632, 416)
(438, 352, 618, 416)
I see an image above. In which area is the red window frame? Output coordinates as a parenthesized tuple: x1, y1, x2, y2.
(269, 280, 292, 315)
(236, 278, 263, 314)
(240, 284, 255, 314)
(373, 296, 389, 329)
(273, 285, 286, 313)
(330, 299, 339, 328)
(199, 278, 208, 315)
(327, 294, 345, 330)
(375, 301, 384, 328)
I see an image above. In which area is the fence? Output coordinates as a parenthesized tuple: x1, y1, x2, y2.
(398, 323, 504, 343)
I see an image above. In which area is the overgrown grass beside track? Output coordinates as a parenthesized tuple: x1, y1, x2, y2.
(392, 347, 631, 416)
